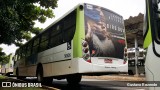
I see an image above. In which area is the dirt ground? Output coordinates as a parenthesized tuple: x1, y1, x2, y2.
(82, 74, 146, 81)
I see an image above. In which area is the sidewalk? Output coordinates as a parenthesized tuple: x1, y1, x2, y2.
(82, 75, 145, 81)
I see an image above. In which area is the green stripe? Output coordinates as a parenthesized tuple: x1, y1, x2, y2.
(143, 0, 152, 48)
(73, 5, 85, 58)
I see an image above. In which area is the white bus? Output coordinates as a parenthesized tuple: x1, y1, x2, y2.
(13, 3, 128, 84)
(143, 0, 160, 90)
(127, 48, 146, 75)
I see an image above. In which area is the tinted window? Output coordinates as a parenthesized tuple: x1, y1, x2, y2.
(41, 32, 49, 42)
(50, 34, 63, 47)
(26, 43, 32, 57)
(32, 38, 40, 54)
(39, 40, 48, 52)
(63, 10, 76, 42)
(51, 24, 61, 37)
(33, 38, 40, 46)
(64, 26, 76, 42)
(49, 10, 76, 48)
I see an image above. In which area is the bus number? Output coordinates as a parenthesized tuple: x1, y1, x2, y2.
(64, 53, 71, 58)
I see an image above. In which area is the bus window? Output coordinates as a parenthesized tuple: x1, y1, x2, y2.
(21, 47, 26, 59)
(39, 32, 49, 52)
(131, 61, 135, 66)
(17, 50, 20, 60)
(63, 11, 76, 30)
(64, 26, 76, 42)
(49, 23, 63, 48)
(41, 32, 49, 42)
(62, 10, 76, 42)
(26, 41, 33, 56)
(50, 34, 63, 47)
(50, 24, 61, 37)
(39, 40, 48, 52)
(33, 38, 40, 46)
(32, 38, 40, 54)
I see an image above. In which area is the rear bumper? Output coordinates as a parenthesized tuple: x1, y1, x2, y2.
(77, 58, 128, 74)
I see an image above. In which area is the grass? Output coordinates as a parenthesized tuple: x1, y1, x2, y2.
(0, 75, 7, 79)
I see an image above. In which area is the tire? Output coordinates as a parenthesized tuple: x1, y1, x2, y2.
(128, 70, 134, 75)
(66, 74, 82, 84)
(44, 77, 53, 85)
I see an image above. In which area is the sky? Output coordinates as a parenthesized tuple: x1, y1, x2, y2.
(0, 0, 145, 55)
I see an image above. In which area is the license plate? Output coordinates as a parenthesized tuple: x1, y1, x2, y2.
(104, 59, 112, 63)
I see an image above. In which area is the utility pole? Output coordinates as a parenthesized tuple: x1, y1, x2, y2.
(135, 35, 139, 76)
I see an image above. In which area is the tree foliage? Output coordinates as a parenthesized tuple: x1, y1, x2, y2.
(0, 0, 58, 46)
(0, 48, 10, 64)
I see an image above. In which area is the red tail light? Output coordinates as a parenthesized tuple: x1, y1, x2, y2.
(123, 60, 127, 64)
(83, 48, 89, 53)
(87, 59, 91, 63)
(82, 40, 91, 63)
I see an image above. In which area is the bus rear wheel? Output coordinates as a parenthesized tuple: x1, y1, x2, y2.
(44, 77, 53, 85)
(128, 70, 134, 75)
(66, 74, 82, 84)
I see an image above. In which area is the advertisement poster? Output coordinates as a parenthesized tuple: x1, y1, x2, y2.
(84, 4, 126, 59)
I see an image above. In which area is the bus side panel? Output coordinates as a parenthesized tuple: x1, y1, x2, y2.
(145, 43, 160, 81)
(37, 42, 72, 77)
(74, 58, 93, 73)
(26, 66, 37, 76)
(145, 43, 160, 90)
(42, 60, 72, 77)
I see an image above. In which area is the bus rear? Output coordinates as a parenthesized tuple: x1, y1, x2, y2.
(81, 3, 127, 74)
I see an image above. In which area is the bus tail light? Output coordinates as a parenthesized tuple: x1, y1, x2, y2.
(124, 48, 127, 64)
(83, 48, 89, 53)
(87, 59, 91, 63)
(82, 41, 88, 47)
(123, 60, 127, 64)
(82, 40, 91, 63)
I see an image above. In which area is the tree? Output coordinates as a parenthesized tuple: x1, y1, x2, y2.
(0, 48, 10, 64)
(0, 0, 58, 46)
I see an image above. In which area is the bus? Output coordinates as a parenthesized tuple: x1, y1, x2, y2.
(127, 48, 146, 75)
(143, 0, 160, 90)
(13, 3, 127, 84)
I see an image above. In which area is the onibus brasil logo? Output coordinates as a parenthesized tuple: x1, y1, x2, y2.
(2, 82, 42, 87)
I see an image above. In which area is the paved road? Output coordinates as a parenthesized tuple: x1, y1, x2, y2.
(45, 78, 148, 90)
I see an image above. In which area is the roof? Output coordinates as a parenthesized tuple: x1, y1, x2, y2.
(124, 13, 144, 48)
